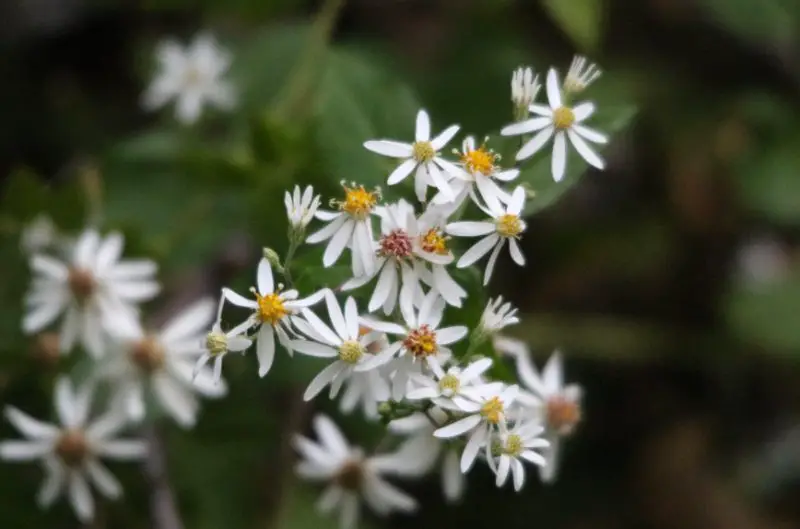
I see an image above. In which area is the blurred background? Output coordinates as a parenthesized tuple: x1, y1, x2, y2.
(2, 0, 800, 528)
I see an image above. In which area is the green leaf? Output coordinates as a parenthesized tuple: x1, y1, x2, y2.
(542, 0, 604, 52)
(725, 276, 800, 351)
(699, 0, 797, 45)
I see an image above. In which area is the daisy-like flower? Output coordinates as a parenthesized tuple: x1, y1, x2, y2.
(511, 66, 541, 121)
(193, 294, 251, 386)
(447, 186, 527, 285)
(500, 68, 608, 182)
(478, 296, 519, 334)
(406, 357, 494, 412)
(306, 182, 380, 278)
(563, 55, 601, 94)
(0, 378, 146, 522)
(23, 228, 159, 358)
(337, 329, 392, 419)
(222, 258, 325, 378)
(285, 185, 321, 234)
(142, 33, 235, 124)
(101, 298, 226, 428)
(486, 420, 549, 491)
(433, 383, 519, 472)
(431, 136, 519, 211)
(290, 291, 387, 401)
(294, 414, 417, 529)
(364, 109, 464, 202)
(514, 350, 583, 483)
(388, 410, 466, 502)
(359, 291, 468, 400)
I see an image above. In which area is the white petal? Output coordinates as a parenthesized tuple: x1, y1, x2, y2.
(4, 407, 58, 439)
(298, 309, 341, 346)
(152, 374, 197, 428)
(426, 163, 453, 201)
(369, 262, 396, 313)
(107, 260, 157, 281)
(37, 457, 65, 507)
(495, 454, 511, 486)
(95, 233, 124, 273)
(432, 265, 466, 307)
(511, 458, 526, 490)
(159, 298, 215, 344)
(387, 159, 417, 185)
(339, 493, 359, 529)
(358, 317, 405, 335)
(460, 427, 486, 472)
(256, 326, 276, 377)
(415, 110, 431, 142)
(367, 476, 417, 512)
(323, 220, 354, 267)
(364, 140, 413, 158)
(460, 358, 493, 383)
(457, 234, 499, 268)
(313, 414, 350, 457)
(509, 239, 526, 266)
(344, 297, 359, 339)
(573, 124, 609, 144)
(500, 117, 551, 136)
(30, 255, 68, 280)
(551, 131, 567, 182)
(430, 125, 460, 150)
(0, 440, 51, 460)
(508, 186, 526, 215)
(446, 221, 495, 237)
(303, 362, 344, 400)
(23, 297, 65, 334)
(73, 230, 100, 268)
(568, 129, 605, 169)
(433, 414, 481, 438)
(86, 460, 122, 499)
(483, 241, 503, 285)
(545, 68, 561, 108)
(257, 258, 275, 294)
(325, 291, 349, 340)
(292, 340, 338, 358)
(306, 214, 346, 244)
(572, 101, 595, 121)
(436, 326, 467, 345)
(68, 472, 95, 522)
(442, 450, 464, 502)
(516, 126, 554, 161)
(94, 439, 147, 460)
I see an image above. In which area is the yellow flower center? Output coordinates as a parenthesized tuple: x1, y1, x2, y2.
(334, 460, 364, 491)
(339, 340, 366, 364)
(438, 373, 460, 395)
(420, 228, 449, 255)
(55, 429, 89, 467)
(546, 396, 582, 435)
(480, 396, 504, 425)
(67, 267, 95, 302)
(553, 106, 575, 130)
(495, 214, 523, 238)
(256, 292, 288, 326)
(504, 434, 523, 456)
(403, 325, 438, 358)
(461, 146, 497, 175)
(412, 141, 436, 163)
(337, 185, 379, 220)
(205, 332, 228, 356)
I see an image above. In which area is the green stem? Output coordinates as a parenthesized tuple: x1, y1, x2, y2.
(282, 236, 301, 288)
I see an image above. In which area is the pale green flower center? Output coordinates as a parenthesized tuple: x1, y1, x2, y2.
(339, 340, 366, 364)
(412, 141, 436, 163)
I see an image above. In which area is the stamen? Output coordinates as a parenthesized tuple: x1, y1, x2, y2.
(403, 325, 438, 358)
(333, 184, 379, 220)
(205, 332, 228, 356)
(495, 214, 523, 238)
(438, 373, 460, 396)
(339, 340, 365, 364)
(461, 145, 497, 175)
(378, 229, 413, 259)
(481, 396, 504, 425)
(421, 228, 449, 255)
(412, 141, 436, 163)
(552, 107, 575, 130)
(256, 292, 288, 326)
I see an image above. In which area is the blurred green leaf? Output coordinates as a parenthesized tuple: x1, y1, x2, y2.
(542, 0, 604, 52)
(700, 0, 797, 45)
(725, 276, 800, 351)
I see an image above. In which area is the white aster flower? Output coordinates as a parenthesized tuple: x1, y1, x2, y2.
(447, 186, 527, 285)
(486, 420, 549, 491)
(431, 136, 519, 212)
(294, 414, 417, 529)
(337, 338, 391, 420)
(359, 291, 468, 400)
(479, 296, 519, 333)
(20, 214, 58, 255)
(388, 410, 466, 502)
(491, 334, 529, 359)
(285, 185, 321, 233)
(514, 350, 583, 483)
(101, 298, 226, 428)
(0, 377, 146, 522)
(364, 109, 464, 202)
(563, 55, 601, 94)
(142, 33, 235, 124)
(193, 294, 251, 386)
(291, 291, 388, 401)
(222, 258, 325, 378)
(23, 228, 159, 358)
(511, 66, 540, 110)
(500, 68, 608, 182)
(306, 182, 379, 278)
(406, 357, 494, 412)
(433, 383, 519, 472)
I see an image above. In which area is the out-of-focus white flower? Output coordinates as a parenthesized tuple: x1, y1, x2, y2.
(433, 384, 519, 472)
(501, 68, 608, 182)
(514, 350, 583, 483)
(222, 258, 325, 378)
(291, 292, 387, 401)
(0, 377, 146, 522)
(406, 357, 494, 412)
(358, 291, 468, 400)
(285, 185, 321, 233)
(511, 66, 540, 114)
(486, 420, 548, 491)
(364, 109, 465, 202)
(142, 33, 235, 124)
(337, 328, 391, 419)
(20, 214, 57, 255)
(447, 186, 527, 285)
(479, 296, 519, 333)
(294, 414, 417, 529)
(23, 228, 159, 358)
(101, 298, 226, 428)
(492, 334, 529, 359)
(736, 236, 789, 286)
(306, 183, 379, 278)
(563, 55, 601, 94)
(193, 294, 251, 386)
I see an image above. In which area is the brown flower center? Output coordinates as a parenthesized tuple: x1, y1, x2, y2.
(403, 325, 438, 358)
(55, 429, 89, 467)
(31, 332, 61, 367)
(379, 229, 413, 259)
(546, 396, 582, 435)
(334, 460, 364, 491)
(130, 336, 166, 373)
(67, 267, 95, 302)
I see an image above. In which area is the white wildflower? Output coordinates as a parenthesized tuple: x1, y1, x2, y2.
(479, 296, 519, 333)
(563, 55, 601, 94)
(486, 420, 549, 491)
(285, 185, 321, 233)
(511, 66, 541, 112)
(193, 294, 251, 386)
(406, 357, 494, 412)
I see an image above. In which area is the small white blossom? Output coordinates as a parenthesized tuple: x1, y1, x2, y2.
(142, 33, 235, 124)
(222, 258, 325, 378)
(501, 68, 608, 182)
(285, 185, 321, 232)
(479, 296, 519, 333)
(23, 228, 159, 358)
(0, 378, 146, 522)
(306, 183, 379, 278)
(364, 109, 465, 202)
(563, 55, 601, 94)
(406, 357, 494, 412)
(511, 66, 541, 119)
(294, 414, 417, 529)
(486, 420, 549, 491)
(447, 186, 527, 285)
(193, 294, 251, 386)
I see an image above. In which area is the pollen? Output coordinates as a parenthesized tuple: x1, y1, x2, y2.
(55, 429, 89, 467)
(412, 141, 436, 163)
(67, 267, 95, 302)
(461, 145, 497, 175)
(205, 332, 228, 356)
(480, 396, 504, 425)
(130, 336, 166, 373)
(403, 325, 438, 358)
(336, 184, 379, 220)
(339, 340, 366, 364)
(552, 106, 575, 130)
(421, 228, 449, 255)
(504, 434, 523, 456)
(546, 396, 582, 435)
(334, 460, 364, 491)
(256, 292, 288, 326)
(495, 214, 523, 238)
(379, 229, 413, 259)
(438, 373, 460, 396)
